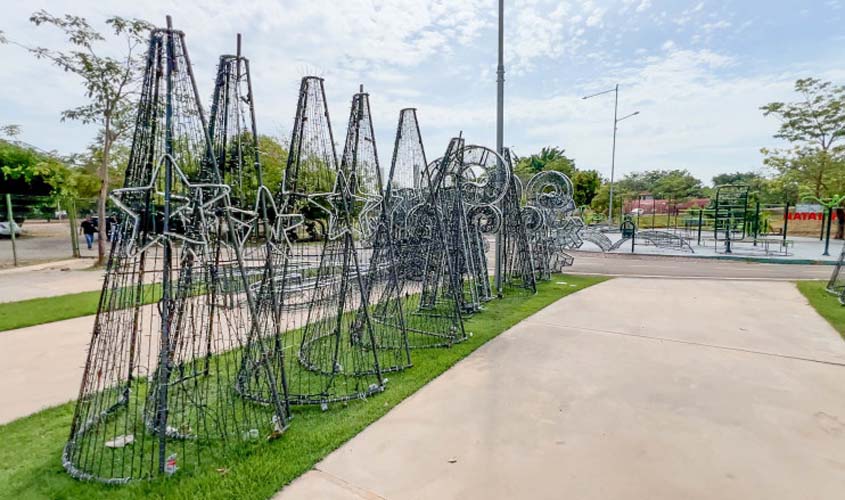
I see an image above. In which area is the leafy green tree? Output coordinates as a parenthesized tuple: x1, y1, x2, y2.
(614, 169, 704, 201)
(590, 182, 610, 214)
(1, 125, 21, 139)
(711, 171, 788, 204)
(761, 78, 845, 199)
(572, 170, 601, 206)
(258, 135, 288, 199)
(652, 169, 704, 200)
(5, 11, 153, 265)
(514, 146, 576, 179)
(0, 140, 71, 196)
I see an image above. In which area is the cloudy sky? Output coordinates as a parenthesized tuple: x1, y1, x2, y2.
(1, 0, 844, 185)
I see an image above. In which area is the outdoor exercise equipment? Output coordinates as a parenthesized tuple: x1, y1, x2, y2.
(827, 241, 845, 305)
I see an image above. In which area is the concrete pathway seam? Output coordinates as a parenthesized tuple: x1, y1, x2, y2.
(525, 320, 845, 368)
(310, 468, 389, 500)
(565, 272, 824, 282)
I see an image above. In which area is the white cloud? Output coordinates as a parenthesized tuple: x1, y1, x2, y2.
(1, 0, 844, 187)
(702, 20, 732, 32)
(636, 0, 653, 13)
(500, 50, 845, 182)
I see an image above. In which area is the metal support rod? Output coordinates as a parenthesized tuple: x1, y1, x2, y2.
(782, 202, 790, 245)
(493, 0, 504, 296)
(157, 14, 175, 474)
(725, 215, 732, 254)
(5, 194, 17, 266)
(636, 195, 641, 228)
(696, 208, 703, 245)
(631, 226, 636, 253)
(651, 198, 656, 229)
(68, 198, 80, 258)
(820, 208, 826, 240)
(824, 206, 833, 256)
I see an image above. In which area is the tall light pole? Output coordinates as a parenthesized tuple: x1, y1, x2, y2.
(494, 0, 505, 295)
(582, 84, 639, 224)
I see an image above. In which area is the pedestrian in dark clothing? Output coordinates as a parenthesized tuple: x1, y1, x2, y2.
(106, 216, 113, 242)
(81, 216, 97, 250)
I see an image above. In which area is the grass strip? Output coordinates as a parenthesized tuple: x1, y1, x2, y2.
(0, 274, 606, 500)
(797, 280, 845, 339)
(0, 284, 164, 333)
(0, 290, 103, 332)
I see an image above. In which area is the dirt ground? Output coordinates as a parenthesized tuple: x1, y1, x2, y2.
(0, 220, 99, 268)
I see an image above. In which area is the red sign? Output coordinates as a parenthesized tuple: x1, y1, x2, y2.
(787, 212, 840, 221)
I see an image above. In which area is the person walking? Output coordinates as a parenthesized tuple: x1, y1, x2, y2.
(80, 216, 97, 250)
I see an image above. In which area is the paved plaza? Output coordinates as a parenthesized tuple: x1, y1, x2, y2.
(0, 259, 842, 499)
(278, 278, 845, 499)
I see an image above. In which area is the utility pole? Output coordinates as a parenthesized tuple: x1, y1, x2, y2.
(494, 0, 504, 295)
(582, 85, 639, 224)
(609, 84, 619, 224)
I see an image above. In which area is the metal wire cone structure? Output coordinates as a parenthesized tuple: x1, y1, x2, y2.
(431, 140, 510, 312)
(499, 148, 537, 294)
(206, 36, 293, 418)
(62, 14, 587, 485)
(341, 90, 413, 370)
(386, 109, 467, 348)
(269, 76, 387, 405)
(63, 20, 287, 484)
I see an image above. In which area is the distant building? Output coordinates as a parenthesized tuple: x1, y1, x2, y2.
(623, 197, 710, 215)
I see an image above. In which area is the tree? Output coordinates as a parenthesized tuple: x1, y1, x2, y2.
(514, 146, 576, 179)
(0, 141, 64, 196)
(711, 171, 787, 204)
(652, 169, 704, 200)
(590, 182, 610, 214)
(761, 78, 845, 199)
(572, 170, 601, 206)
(614, 169, 704, 201)
(6, 12, 152, 265)
(1, 125, 21, 139)
(0, 140, 74, 221)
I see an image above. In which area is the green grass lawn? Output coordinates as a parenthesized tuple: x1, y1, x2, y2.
(0, 284, 165, 333)
(797, 281, 845, 339)
(0, 274, 605, 500)
(0, 289, 103, 332)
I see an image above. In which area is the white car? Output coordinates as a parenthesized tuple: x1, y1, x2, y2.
(0, 221, 22, 237)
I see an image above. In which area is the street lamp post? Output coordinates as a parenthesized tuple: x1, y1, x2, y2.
(494, 0, 505, 295)
(582, 85, 639, 224)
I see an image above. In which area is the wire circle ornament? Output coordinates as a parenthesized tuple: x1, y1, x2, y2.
(468, 205, 502, 234)
(427, 145, 510, 208)
(522, 205, 544, 232)
(525, 170, 573, 210)
(455, 145, 510, 207)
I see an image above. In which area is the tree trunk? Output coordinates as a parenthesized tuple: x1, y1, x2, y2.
(836, 208, 844, 240)
(96, 124, 111, 267)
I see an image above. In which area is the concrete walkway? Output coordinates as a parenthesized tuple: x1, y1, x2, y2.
(0, 314, 94, 424)
(0, 258, 103, 303)
(278, 278, 845, 500)
(0, 250, 831, 304)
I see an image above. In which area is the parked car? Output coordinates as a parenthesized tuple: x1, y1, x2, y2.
(0, 221, 23, 237)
